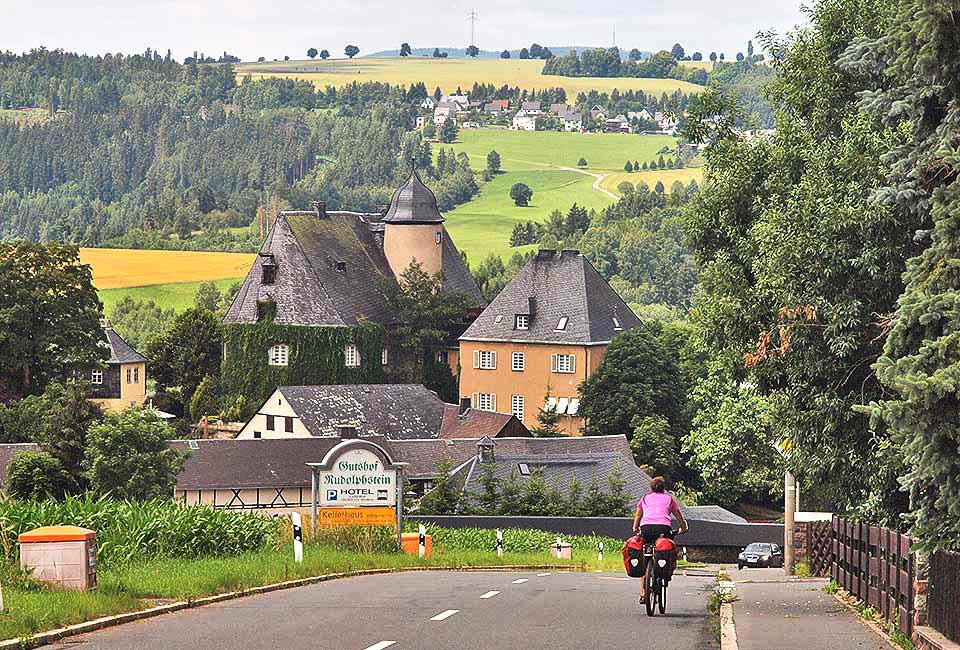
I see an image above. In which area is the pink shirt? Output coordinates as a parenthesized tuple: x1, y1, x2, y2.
(637, 492, 679, 527)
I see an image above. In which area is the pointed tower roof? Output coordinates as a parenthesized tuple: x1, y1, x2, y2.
(382, 170, 445, 224)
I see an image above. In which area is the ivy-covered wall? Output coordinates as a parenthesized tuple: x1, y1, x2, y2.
(220, 318, 386, 418)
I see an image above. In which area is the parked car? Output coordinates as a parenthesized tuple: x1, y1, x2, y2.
(737, 542, 784, 569)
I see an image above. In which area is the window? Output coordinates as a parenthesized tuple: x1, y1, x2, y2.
(381, 348, 389, 366)
(555, 316, 568, 331)
(126, 368, 132, 384)
(253, 431, 262, 439)
(511, 351, 525, 371)
(473, 350, 497, 370)
(551, 353, 576, 374)
(515, 314, 529, 330)
(266, 415, 275, 431)
(284, 417, 294, 433)
(473, 392, 496, 412)
(518, 462, 530, 476)
(437, 349, 448, 364)
(556, 397, 570, 415)
(90, 369, 103, 385)
(268, 344, 289, 366)
(133, 367, 140, 383)
(511, 394, 525, 421)
(344, 344, 360, 368)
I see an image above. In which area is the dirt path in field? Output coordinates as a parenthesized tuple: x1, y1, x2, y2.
(499, 155, 620, 201)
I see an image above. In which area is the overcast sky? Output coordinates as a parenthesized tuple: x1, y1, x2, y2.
(2, 1, 809, 61)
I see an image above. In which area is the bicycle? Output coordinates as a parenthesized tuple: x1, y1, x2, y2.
(641, 529, 682, 617)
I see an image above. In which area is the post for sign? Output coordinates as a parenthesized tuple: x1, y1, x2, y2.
(598, 542, 604, 563)
(310, 468, 318, 540)
(395, 462, 409, 549)
(496, 529, 503, 558)
(784, 470, 797, 576)
(291, 512, 304, 562)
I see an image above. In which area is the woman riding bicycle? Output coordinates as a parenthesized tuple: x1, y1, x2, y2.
(633, 476, 688, 604)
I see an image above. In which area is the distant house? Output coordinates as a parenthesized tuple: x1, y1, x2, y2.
(462, 121, 481, 129)
(589, 105, 607, 121)
(655, 111, 678, 134)
(520, 101, 542, 115)
(512, 110, 538, 131)
(488, 99, 509, 111)
(236, 384, 529, 440)
(483, 101, 508, 115)
(627, 109, 653, 122)
(441, 94, 470, 110)
(559, 111, 582, 132)
(420, 97, 437, 110)
(549, 103, 571, 116)
(434, 102, 459, 125)
(415, 115, 429, 129)
(87, 321, 148, 413)
(604, 115, 631, 133)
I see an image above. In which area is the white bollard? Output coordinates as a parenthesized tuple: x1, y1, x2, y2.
(555, 537, 562, 559)
(598, 542, 604, 563)
(291, 512, 304, 563)
(418, 523, 426, 558)
(683, 546, 688, 563)
(496, 529, 503, 559)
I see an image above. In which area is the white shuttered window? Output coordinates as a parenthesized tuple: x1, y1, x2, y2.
(473, 350, 497, 369)
(551, 353, 576, 374)
(472, 392, 497, 412)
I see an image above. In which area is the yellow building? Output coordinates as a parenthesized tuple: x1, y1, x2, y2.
(87, 324, 148, 413)
(459, 249, 641, 435)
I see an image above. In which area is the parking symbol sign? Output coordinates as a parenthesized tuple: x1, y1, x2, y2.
(327, 489, 338, 501)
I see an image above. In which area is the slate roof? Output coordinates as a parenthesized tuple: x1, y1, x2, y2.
(521, 101, 542, 111)
(389, 435, 636, 479)
(460, 249, 641, 344)
(224, 176, 483, 326)
(382, 170, 445, 224)
(172, 437, 391, 489)
(278, 384, 446, 439)
(103, 326, 147, 364)
(439, 406, 529, 439)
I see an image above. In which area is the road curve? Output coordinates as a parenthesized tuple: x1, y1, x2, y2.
(44, 570, 718, 650)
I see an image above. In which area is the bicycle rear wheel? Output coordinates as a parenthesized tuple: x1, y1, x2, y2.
(644, 560, 656, 617)
(658, 578, 666, 614)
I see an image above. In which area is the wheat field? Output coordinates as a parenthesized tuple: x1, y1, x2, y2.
(79, 248, 255, 290)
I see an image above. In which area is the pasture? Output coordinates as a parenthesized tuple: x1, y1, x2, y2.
(98, 278, 242, 314)
(600, 167, 704, 196)
(235, 57, 705, 97)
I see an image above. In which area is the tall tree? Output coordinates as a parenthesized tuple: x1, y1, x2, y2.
(344, 45, 360, 59)
(147, 308, 223, 411)
(670, 43, 685, 60)
(320, 49, 330, 59)
(0, 242, 103, 400)
(500, 50, 511, 59)
(466, 45, 480, 57)
(399, 43, 412, 57)
(307, 47, 318, 59)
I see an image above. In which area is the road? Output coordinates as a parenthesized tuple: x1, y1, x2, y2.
(46, 570, 718, 650)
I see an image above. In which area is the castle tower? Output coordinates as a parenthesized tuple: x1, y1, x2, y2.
(381, 170, 445, 278)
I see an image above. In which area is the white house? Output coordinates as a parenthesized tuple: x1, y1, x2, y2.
(420, 97, 437, 110)
(441, 94, 470, 110)
(560, 111, 582, 132)
(628, 109, 653, 122)
(512, 110, 538, 131)
(520, 101, 542, 115)
(433, 102, 458, 125)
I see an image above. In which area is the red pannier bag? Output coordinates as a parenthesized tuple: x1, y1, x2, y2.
(654, 536, 677, 580)
(622, 535, 645, 578)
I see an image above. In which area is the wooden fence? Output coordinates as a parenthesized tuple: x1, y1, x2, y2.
(831, 515, 914, 637)
(928, 550, 960, 643)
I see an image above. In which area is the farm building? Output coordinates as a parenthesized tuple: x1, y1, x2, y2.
(559, 111, 582, 132)
(235, 384, 529, 440)
(220, 172, 483, 412)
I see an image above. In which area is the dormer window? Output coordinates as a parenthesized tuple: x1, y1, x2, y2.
(515, 314, 529, 330)
(555, 316, 568, 331)
(335, 261, 346, 273)
(262, 265, 277, 285)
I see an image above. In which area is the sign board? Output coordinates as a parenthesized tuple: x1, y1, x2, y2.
(318, 447, 397, 507)
(318, 507, 397, 527)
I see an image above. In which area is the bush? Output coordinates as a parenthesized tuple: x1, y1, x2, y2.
(577, 157, 588, 167)
(0, 495, 281, 566)
(7, 452, 77, 501)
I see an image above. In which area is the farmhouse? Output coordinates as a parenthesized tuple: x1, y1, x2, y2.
(85, 321, 148, 413)
(627, 109, 653, 122)
(589, 105, 607, 121)
(458, 249, 641, 435)
(512, 110, 538, 131)
(559, 111, 582, 132)
(235, 384, 529, 440)
(433, 102, 459, 125)
(483, 101, 507, 115)
(549, 103, 571, 116)
(520, 101, 542, 115)
(441, 94, 470, 109)
(604, 115, 632, 134)
(220, 172, 483, 408)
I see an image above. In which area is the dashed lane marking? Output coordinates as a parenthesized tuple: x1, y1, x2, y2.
(537, 573, 551, 577)
(512, 579, 529, 584)
(598, 576, 632, 581)
(362, 642, 396, 650)
(430, 609, 460, 621)
(480, 591, 500, 599)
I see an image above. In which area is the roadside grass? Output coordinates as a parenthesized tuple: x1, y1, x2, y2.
(235, 58, 705, 97)
(98, 278, 242, 314)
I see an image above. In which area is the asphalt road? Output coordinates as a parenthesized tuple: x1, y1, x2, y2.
(45, 570, 718, 650)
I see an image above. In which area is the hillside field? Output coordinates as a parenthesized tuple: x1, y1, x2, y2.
(235, 58, 704, 97)
(80, 248, 254, 290)
(440, 128, 682, 261)
(98, 278, 242, 314)
(600, 167, 704, 196)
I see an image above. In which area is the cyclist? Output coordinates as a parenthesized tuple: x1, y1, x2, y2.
(633, 476, 688, 604)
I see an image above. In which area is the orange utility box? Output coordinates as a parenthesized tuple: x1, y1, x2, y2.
(19, 525, 97, 591)
(400, 532, 432, 557)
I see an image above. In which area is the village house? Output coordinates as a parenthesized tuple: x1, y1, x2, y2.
(604, 115, 632, 133)
(458, 249, 641, 435)
(627, 109, 653, 122)
(433, 101, 459, 125)
(520, 101, 542, 115)
(220, 172, 483, 407)
(549, 103, 571, 116)
(86, 321, 148, 413)
(559, 111, 582, 132)
(441, 94, 470, 109)
(589, 105, 607, 121)
(655, 111, 679, 134)
(415, 115, 429, 129)
(235, 384, 529, 440)
(483, 101, 508, 116)
(512, 110, 538, 131)
(420, 97, 436, 110)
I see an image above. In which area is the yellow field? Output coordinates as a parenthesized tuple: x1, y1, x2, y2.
(677, 60, 715, 71)
(79, 248, 255, 290)
(600, 167, 704, 196)
(236, 58, 704, 97)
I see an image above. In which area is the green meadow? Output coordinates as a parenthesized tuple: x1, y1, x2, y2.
(98, 278, 242, 314)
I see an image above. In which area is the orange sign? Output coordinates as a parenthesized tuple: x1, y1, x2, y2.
(318, 507, 397, 527)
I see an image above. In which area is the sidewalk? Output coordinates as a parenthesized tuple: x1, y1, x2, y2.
(728, 568, 892, 650)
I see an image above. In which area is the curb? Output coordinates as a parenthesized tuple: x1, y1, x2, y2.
(0, 564, 577, 649)
(720, 602, 739, 650)
(830, 591, 903, 650)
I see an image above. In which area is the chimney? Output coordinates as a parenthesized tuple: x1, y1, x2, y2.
(458, 398, 471, 417)
(527, 296, 537, 318)
(337, 424, 358, 439)
(311, 200, 326, 219)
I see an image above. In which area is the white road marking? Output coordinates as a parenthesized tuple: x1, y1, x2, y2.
(430, 609, 460, 621)
(537, 572, 551, 577)
(363, 642, 396, 650)
(480, 591, 500, 599)
(512, 578, 528, 584)
(598, 576, 632, 581)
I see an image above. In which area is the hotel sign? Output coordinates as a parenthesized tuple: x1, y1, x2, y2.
(318, 447, 397, 507)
